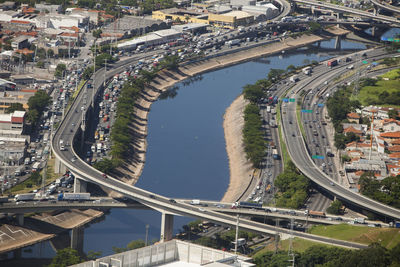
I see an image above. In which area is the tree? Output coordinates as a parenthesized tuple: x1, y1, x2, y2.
(5, 103, 24, 114)
(127, 239, 146, 250)
(55, 63, 66, 78)
(327, 200, 343, 215)
(286, 64, 296, 72)
(47, 49, 54, 58)
(36, 61, 45, 68)
(47, 248, 82, 267)
(243, 84, 263, 103)
(388, 109, 399, 120)
(28, 90, 51, 114)
(92, 29, 103, 39)
(160, 55, 179, 70)
(267, 68, 285, 81)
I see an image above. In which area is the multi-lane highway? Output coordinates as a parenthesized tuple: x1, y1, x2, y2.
(47, 39, 384, 249)
(292, 0, 400, 25)
(281, 48, 400, 220)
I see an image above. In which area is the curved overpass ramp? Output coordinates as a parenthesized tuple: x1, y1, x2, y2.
(371, 0, 400, 15)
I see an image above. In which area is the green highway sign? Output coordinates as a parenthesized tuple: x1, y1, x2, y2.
(301, 109, 313, 113)
(289, 98, 295, 102)
(362, 60, 368, 64)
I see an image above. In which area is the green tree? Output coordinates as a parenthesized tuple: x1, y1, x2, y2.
(47, 248, 82, 267)
(267, 68, 285, 81)
(388, 109, 399, 119)
(86, 250, 102, 260)
(160, 55, 179, 70)
(286, 64, 296, 72)
(92, 29, 103, 38)
(243, 84, 263, 103)
(36, 61, 45, 68)
(5, 103, 24, 113)
(327, 200, 343, 215)
(28, 90, 51, 114)
(55, 63, 66, 78)
(127, 239, 146, 250)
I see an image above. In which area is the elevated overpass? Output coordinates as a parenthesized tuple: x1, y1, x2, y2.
(371, 0, 400, 15)
(291, 0, 400, 25)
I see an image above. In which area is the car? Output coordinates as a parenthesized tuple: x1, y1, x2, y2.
(169, 199, 176, 203)
(149, 194, 156, 199)
(71, 156, 76, 162)
(292, 133, 295, 137)
(102, 173, 107, 178)
(335, 217, 343, 221)
(330, 182, 335, 186)
(289, 121, 292, 124)
(198, 208, 206, 212)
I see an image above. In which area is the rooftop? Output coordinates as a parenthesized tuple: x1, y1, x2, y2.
(71, 240, 254, 267)
(347, 112, 360, 119)
(381, 131, 400, 138)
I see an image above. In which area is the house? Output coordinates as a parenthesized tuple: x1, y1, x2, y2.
(35, 3, 62, 14)
(382, 119, 400, 133)
(389, 145, 400, 153)
(0, 1, 16, 10)
(343, 126, 363, 136)
(380, 131, 400, 144)
(347, 112, 360, 123)
(387, 164, 400, 176)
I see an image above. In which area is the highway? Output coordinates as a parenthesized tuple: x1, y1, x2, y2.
(291, 0, 400, 25)
(371, 0, 400, 15)
(47, 39, 377, 249)
(281, 48, 400, 220)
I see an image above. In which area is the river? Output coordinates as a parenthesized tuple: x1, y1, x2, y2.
(3, 38, 367, 263)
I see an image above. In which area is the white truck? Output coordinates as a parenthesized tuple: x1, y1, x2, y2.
(47, 185, 57, 195)
(60, 139, 65, 151)
(225, 39, 240, 46)
(302, 66, 312, 75)
(190, 199, 201, 205)
(15, 193, 36, 201)
(32, 162, 41, 172)
(290, 75, 299, 83)
(354, 217, 366, 224)
(24, 157, 30, 165)
(97, 143, 102, 153)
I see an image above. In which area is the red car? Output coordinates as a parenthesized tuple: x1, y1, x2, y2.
(102, 173, 107, 178)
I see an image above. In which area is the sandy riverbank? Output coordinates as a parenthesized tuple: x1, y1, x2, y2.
(113, 34, 326, 198)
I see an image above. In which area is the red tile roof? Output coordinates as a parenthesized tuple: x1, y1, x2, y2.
(347, 112, 360, 119)
(381, 131, 400, 138)
(15, 48, 34, 55)
(343, 126, 362, 134)
(10, 20, 31, 24)
(389, 152, 400, 158)
(389, 145, 400, 152)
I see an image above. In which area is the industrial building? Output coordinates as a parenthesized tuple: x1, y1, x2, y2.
(71, 240, 254, 267)
(0, 111, 26, 135)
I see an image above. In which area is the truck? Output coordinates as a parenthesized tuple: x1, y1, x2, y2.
(59, 193, 91, 201)
(395, 222, 400, 228)
(47, 185, 57, 195)
(91, 145, 96, 153)
(272, 149, 280, 160)
(302, 66, 312, 75)
(270, 120, 276, 128)
(225, 39, 240, 46)
(14, 166, 24, 176)
(238, 201, 263, 210)
(354, 217, 366, 224)
(43, 133, 49, 145)
(306, 210, 326, 218)
(32, 162, 41, 172)
(313, 130, 318, 136)
(60, 139, 65, 151)
(290, 75, 299, 83)
(24, 157, 30, 165)
(327, 59, 338, 67)
(190, 199, 201, 205)
(271, 108, 276, 115)
(36, 149, 43, 160)
(15, 193, 36, 201)
(266, 106, 271, 113)
(55, 176, 65, 186)
(97, 143, 102, 153)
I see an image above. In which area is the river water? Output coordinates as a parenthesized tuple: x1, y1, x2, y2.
(4, 38, 367, 262)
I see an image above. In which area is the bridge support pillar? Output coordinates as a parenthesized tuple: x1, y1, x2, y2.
(54, 156, 66, 175)
(71, 227, 84, 255)
(73, 177, 87, 193)
(334, 36, 341, 50)
(371, 26, 376, 37)
(16, 214, 24, 226)
(160, 212, 174, 242)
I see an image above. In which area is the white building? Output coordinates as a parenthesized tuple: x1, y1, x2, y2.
(70, 240, 255, 267)
(35, 3, 62, 14)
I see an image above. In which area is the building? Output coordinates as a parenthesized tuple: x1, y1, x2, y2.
(152, 8, 209, 25)
(0, 138, 26, 165)
(381, 119, 400, 133)
(346, 112, 360, 123)
(0, 110, 26, 135)
(208, 11, 254, 28)
(230, 0, 256, 7)
(380, 131, 400, 143)
(343, 126, 363, 137)
(35, 3, 62, 14)
(344, 158, 388, 179)
(0, 1, 16, 10)
(11, 36, 29, 50)
(242, 4, 279, 19)
(172, 23, 208, 34)
(70, 240, 254, 267)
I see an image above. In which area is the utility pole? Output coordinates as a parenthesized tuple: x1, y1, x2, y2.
(103, 58, 107, 87)
(92, 40, 96, 108)
(288, 217, 295, 267)
(145, 224, 149, 246)
(234, 214, 240, 254)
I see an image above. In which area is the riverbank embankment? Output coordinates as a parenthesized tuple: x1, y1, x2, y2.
(115, 34, 326, 200)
